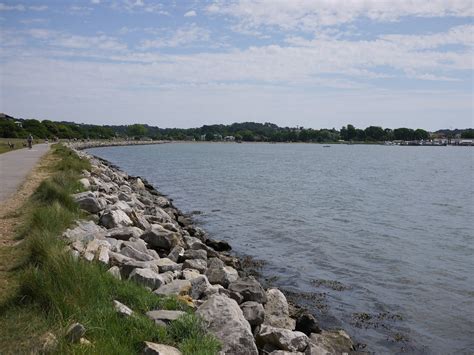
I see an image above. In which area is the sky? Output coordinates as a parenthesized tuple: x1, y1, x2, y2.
(0, 0, 473, 130)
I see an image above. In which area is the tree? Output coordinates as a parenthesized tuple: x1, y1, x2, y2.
(461, 129, 474, 138)
(414, 129, 429, 140)
(364, 126, 385, 141)
(127, 124, 147, 138)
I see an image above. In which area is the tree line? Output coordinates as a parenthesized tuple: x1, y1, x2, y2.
(1, 114, 472, 142)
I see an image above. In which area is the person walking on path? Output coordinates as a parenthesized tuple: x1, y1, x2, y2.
(27, 134, 33, 149)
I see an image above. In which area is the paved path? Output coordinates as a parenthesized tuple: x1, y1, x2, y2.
(0, 144, 50, 202)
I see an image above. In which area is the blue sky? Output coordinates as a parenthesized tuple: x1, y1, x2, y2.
(0, 0, 473, 130)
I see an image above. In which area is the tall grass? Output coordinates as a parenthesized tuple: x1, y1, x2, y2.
(0, 144, 220, 354)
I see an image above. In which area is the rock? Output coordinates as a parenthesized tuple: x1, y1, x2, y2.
(66, 323, 86, 343)
(81, 169, 91, 178)
(129, 268, 165, 289)
(107, 266, 122, 280)
(100, 210, 133, 229)
(154, 196, 170, 208)
(240, 301, 265, 327)
(177, 215, 191, 227)
(75, 195, 105, 214)
(130, 211, 151, 230)
(182, 268, 201, 281)
(113, 300, 133, 317)
(228, 277, 267, 303)
(229, 291, 244, 304)
(121, 245, 155, 262)
(63, 220, 107, 243)
(182, 259, 207, 274)
(205, 258, 239, 287)
(154, 279, 191, 296)
(167, 246, 184, 263)
(106, 226, 143, 241)
(142, 341, 182, 355)
(189, 275, 212, 299)
(122, 237, 149, 253)
(97, 245, 110, 264)
(79, 178, 91, 190)
(196, 294, 258, 355)
(270, 351, 304, 355)
(112, 200, 133, 214)
(219, 254, 241, 269)
(257, 325, 309, 352)
(156, 258, 181, 272)
(120, 259, 160, 278)
(134, 178, 146, 190)
(264, 288, 295, 330)
(146, 310, 186, 325)
(205, 238, 232, 252)
(295, 313, 320, 336)
(182, 249, 207, 261)
(140, 225, 182, 250)
(184, 235, 206, 250)
(307, 330, 354, 354)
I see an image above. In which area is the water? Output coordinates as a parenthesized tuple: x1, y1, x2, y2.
(88, 143, 474, 353)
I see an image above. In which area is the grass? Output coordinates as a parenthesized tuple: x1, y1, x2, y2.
(0, 144, 220, 354)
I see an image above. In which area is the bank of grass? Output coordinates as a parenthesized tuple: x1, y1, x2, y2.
(0, 144, 220, 354)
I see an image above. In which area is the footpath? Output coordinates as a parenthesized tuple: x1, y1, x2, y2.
(0, 144, 50, 202)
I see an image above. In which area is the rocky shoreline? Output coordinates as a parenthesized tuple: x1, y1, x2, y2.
(64, 142, 356, 354)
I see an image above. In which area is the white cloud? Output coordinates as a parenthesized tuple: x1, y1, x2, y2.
(207, 0, 474, 33)
(184, 10, 196, 17)
(0, 3, 25, 11)
(91, 0, 101, 4)
(0, 3, 47, 11)
(25, 29, 127, 51)
(29, 5, 47, 11)
(139, 24, 210, 49)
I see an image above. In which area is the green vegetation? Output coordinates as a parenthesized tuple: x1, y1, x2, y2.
(1, 113, 471, 143)
(0, 144, 220, 354)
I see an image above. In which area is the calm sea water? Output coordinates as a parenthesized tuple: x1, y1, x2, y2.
(88, 143, 474, 353)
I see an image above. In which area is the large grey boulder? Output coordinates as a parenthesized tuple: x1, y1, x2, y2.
(307, 330, 354, 354)
(129, 268, 165, 289)
(197, 294, 257, 354)
(100, 209, 133, 229)
(146, 310, 186, 326)
(63, 220, 107, 243)
(264, 288, 296, 330)
(140, 225, 182, 250)
(240, 301, 265, 327)
(205, 258, 239, 287)
(154, 279, 191, 296)
(106, 226, 143, 241)
(130, 211, 151, 230)
(167, 246, 184, 262)
(257, 325, 309, 352)
(182, 259, 207, 274)
(228, 277, 267, 303)
(156, 258, 181, 272)
(189, 275, 212, 299)
(113, 300, 133, 317)
(182, 249, 207, 261)
(142, 342, 182, 355)
(74, 193, 105, 214)
(120, 245, 155, 262)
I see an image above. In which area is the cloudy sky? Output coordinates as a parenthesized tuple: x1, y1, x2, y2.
(0, 0, 473, 130)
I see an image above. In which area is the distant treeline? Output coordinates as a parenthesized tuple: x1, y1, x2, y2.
(1, 114, 473, 142)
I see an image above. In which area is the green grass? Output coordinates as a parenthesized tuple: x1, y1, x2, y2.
(0, 144, 220, 354)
